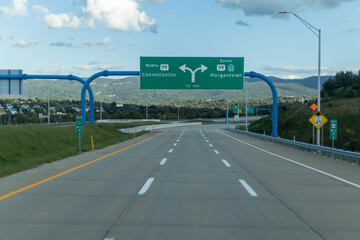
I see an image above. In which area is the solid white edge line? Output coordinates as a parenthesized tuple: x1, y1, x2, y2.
(214, 150, 219, 154)
(160, 158, 167, 165)
(222, 159, 231, 167)
(138, 178, 155, 195)
(239, 179, 258, 197)
(169, 149, 173, 153)
(217, 129, 360, 190)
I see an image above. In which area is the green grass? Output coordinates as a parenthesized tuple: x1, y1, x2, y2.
(0, 122, 158, 178)
(248, 97, 360, 151)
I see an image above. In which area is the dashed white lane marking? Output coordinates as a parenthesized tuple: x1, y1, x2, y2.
(169, 149, 174, 153)
(222, 159, 231, 167)
(160, 158, 167, 165)
(214, 150, 219, 154)
(206, 140, 209, 143)
(176, 139, 179, 142)
(209, 144, 213, 147)
(217, 129, 360, 190)
(239, 179, 258, 197)
(174, 143, 177, 146)
(138, 178, 155, 195)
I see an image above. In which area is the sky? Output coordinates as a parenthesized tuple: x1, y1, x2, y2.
(0, 0, 359, 79)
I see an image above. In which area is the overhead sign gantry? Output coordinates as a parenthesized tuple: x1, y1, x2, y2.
(140, 57, 244, 90)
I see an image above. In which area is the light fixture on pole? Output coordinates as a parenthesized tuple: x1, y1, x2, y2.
(279, 11, 321, 146)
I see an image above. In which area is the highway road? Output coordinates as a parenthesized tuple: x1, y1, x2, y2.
(0, 125, 360, 240)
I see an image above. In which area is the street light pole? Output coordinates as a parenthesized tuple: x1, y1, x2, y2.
(279, 11, 321, 146)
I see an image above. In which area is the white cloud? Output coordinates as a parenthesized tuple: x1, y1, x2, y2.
(83, 37, 115, 50)
(261, 65, 358, 77)
(82, 0, 157, 32)
(84, 37, 110, 46)
(217, 0, 356, 18)
(350, 25, 360, 33)
(32, 5, 49, 14)
(0, 35, 14, 41)
(235, 20, 251, 27)
(36, 0, 159, 32)
(0, 0, 28, 16)
(44, 13, 82, 28)
(75, 61, 123, 72)
(13, 40, 38, 47)
(280, 75, 302, 79)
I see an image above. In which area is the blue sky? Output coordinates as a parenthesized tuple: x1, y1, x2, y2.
(0, 0, 359, 79)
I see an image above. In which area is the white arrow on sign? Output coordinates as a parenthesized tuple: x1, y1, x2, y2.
(179, 64, 208, 83)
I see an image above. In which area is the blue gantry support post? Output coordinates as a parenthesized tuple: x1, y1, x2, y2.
(244, 71, 278, 137)
(0, 74, 94, 123)
(81, 70, 140, 123)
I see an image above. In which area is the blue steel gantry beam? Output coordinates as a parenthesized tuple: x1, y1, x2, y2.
(80, 70, 140, 123)
(244, 71, 278, 137)
(0, 74, 95, 123)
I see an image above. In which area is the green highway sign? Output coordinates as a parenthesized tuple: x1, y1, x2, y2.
(330, 119, 337, 140)
(233, 105, 242, 114)
(76, 116, 83, 137)
(245, 107, 254, 114)
(140, 57, 244, 90)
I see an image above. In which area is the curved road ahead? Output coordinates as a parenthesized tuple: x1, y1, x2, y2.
(0, 125, 360, 240)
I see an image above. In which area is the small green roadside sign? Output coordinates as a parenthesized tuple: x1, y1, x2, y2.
(233, 105, 242, 114)
(140, 57, 244, 90)
(330, 119, 337, 141)
(245, 107, 254, 114)
(76, 116, 83, 137)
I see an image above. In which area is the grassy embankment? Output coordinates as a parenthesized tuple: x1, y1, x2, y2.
(248, 97, 360, 152)
(0, 122, 159, 178)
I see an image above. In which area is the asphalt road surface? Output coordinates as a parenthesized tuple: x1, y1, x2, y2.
(0, 125, 360, 240)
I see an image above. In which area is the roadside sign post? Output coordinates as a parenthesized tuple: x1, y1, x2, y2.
(309, 111, 328, 146)
(310, 103, 318, 145)
(330, 119, 337, 148)
(76, 116, 83, 152)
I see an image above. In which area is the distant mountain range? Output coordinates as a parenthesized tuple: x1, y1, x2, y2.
(12, 75, 333, 105)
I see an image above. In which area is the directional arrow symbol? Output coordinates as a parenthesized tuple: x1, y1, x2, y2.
(315, 112, 322, 116)
(179, 64, 208, 83)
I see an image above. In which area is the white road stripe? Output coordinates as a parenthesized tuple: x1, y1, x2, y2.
(209, 144, 213, 147)
(239, 179, 258, 197)
(174, 143, 177, 146)
(222, 159, 231, 167)
(138, 178, 155, 195)
(214, 150, 219, 154)
(217, 129, 360, 190)
(169, 149, 173, 153)
(176, 139, 179, 142)
(160, 158, 167, 165)
(206, 140, 209, 143)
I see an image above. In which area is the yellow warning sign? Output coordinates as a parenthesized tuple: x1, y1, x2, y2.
(309, 111, 328, 129)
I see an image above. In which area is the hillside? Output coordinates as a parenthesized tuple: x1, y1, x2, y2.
(248, 97, 360, 151)
(14, 75, 332, 106)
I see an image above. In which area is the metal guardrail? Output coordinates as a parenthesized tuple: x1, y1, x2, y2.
(227, 127, 360, 166)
